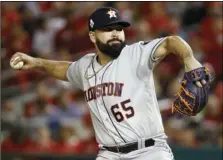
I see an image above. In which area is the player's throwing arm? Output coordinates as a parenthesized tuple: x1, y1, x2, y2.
(10, 52, 72, 81)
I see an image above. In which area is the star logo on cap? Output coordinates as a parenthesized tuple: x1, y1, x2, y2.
(107, 9, 117, 19)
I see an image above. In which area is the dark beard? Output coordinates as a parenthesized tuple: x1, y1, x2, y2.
(96, 38, 126, 59)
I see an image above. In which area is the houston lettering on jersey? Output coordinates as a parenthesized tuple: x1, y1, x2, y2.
(84, 82, 124, 102)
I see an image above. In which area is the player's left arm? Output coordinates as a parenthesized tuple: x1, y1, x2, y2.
(153, 36, 206, 87)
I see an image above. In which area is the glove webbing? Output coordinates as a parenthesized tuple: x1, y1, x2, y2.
(172, 84, 195, 113)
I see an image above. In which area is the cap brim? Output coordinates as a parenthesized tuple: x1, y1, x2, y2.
(99, 21, 130, 29)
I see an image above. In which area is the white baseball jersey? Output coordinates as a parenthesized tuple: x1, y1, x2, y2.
(67, 37, 168, 147)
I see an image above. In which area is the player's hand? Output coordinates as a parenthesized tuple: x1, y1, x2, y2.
(183, 56, 206, 88)
(10, 52, 38, 70)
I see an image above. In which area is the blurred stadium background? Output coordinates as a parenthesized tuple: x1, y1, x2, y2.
(1, 1, 222, 160)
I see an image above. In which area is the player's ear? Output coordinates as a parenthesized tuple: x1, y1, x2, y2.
(89, 31, 96, 43)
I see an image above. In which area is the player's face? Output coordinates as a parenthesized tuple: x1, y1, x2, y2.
(95, 25, 126, 58)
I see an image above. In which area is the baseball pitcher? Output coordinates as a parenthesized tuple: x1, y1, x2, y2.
(10, 7, 211, 160)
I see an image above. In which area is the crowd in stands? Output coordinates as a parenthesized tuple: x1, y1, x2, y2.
(1, 1, 222, 155)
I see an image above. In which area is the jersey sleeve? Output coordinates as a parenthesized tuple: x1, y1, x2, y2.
(141, 37, 167, 70)
(126, 37, 167, 79)
(66, 60, 83, 90)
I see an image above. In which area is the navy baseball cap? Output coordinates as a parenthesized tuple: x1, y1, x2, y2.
(88, 7, 130, 31)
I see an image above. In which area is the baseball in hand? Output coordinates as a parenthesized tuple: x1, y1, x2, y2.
(10, 57, 24, 69)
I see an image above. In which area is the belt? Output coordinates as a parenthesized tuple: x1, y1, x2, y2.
(103, 139, 155, 153)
